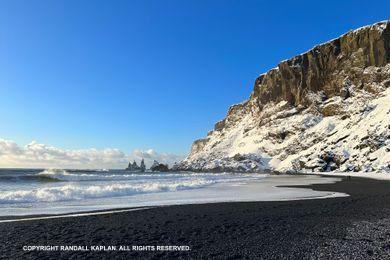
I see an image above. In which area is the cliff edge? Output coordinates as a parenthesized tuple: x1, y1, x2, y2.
(176, 21, 390, 173)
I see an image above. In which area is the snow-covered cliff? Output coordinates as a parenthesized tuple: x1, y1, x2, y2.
(176, 21, 390, 173)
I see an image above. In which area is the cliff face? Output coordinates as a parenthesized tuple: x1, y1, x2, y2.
(254, 22, 389, 107)
(176, 21, 390, 173)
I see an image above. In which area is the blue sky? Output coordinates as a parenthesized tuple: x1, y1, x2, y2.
(0, 0, 389, 162)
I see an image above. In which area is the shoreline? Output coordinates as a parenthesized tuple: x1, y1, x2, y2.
(0, 173, 347, 220)
(1, 175, 390, 258)
(0, 173, 375, 221)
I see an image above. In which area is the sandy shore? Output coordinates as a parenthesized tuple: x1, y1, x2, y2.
(1, 175, 390, 259)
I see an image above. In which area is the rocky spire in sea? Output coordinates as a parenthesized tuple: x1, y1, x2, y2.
(140, 159, 146, 172)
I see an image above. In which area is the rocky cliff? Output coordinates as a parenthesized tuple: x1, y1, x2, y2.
(176, 21, 390, 173)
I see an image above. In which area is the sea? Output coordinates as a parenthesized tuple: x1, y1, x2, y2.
(0, 168, 348, 216)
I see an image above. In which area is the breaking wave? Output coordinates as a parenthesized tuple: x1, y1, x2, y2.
(24, 169, 257, 182)
(0, 178, 216, 204)
(26, 169, 175, 182)
(0, 169, 268, 205)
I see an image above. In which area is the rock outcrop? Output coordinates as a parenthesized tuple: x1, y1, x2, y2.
(150, 160, 170, 172)
(177, 21, 390, 173)
(126, 159, 146, 172)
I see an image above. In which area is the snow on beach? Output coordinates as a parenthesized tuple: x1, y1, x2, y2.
(309, 171, 390, 181)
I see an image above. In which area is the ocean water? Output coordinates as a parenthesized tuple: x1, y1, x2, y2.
(0, 169, 348, 216)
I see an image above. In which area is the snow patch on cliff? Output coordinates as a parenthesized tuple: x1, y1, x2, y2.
(178, 64, 390, 173)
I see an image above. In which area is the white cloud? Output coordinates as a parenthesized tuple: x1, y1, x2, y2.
(0, 138, 184, 169)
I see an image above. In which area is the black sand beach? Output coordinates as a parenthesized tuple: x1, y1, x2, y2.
(1, 175, 390, 259)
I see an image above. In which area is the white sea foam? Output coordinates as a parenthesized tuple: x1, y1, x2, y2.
(36, 169, 243, 182)
(0, 178, 216, 203)
(0, 170, 348, 216)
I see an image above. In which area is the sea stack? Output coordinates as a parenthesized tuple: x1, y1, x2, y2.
(150, 160, 169, 172)
(126, 159, 146, 172)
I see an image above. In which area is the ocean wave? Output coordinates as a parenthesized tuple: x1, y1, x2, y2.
(34, 169, 144, 182)
(30, 169, 263, 182)
(0, 172, 61, 182)
(36, 169, 92, 182)
(0, 178, 216, 204)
